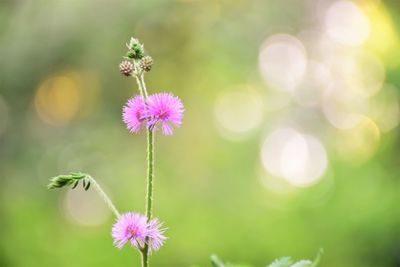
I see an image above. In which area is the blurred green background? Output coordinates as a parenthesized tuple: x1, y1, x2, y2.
(1, 0, 400, 266)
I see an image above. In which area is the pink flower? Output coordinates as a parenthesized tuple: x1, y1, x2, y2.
(147, 92, 184, 135)
(122, 96, 147, 133)
(112, 212, 148, 249)
(111, 212, 166, 251)
(146, 218, 167, 253)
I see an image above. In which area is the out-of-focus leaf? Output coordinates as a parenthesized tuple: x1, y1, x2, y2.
(211, 254, 225, 267)
(290, 260, 312, 267)
(267, 256, 293, 267)
(310, 249, 323, 267)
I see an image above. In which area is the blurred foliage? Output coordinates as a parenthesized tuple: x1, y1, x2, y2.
(210, 248, 322, 267)
(1, 0, 400, 267)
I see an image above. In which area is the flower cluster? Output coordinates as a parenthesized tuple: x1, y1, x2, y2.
(112, 212, 166, 252)
(123, 92, 184, 135)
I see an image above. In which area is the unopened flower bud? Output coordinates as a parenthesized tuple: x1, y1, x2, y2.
(139, 56, 154, 72)
(127, 37, 140, 50)
(119, 60, 134, 76)
(126, 37, 145, 60)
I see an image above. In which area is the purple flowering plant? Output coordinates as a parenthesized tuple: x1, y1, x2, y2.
(47, 37, 321, 267)
(48, 37, 182, 267)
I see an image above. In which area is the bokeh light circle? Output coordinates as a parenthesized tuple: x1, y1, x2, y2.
(215, 87, 264, 140)
(368, 84, 400, 132)
(261, 128, 328, 187)
(34, 75, 82, 126)
(325, 49, 385, 98)
(322, 81, 366, 130)
(294, 60, 332, 107)
(335, 116, 380, 162)
(325, 0, 370, 46)
(259, 34, 307, 93)
(64, 187, 110, 226)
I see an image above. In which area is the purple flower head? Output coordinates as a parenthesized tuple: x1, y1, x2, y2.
(111, 212, 167, 251)
(112, 212, 148, 249)
(147, 218, 167, 253)
(147, 92, 184, 135)
(122, 96, 147, 133)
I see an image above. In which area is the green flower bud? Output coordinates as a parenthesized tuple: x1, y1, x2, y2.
(125, 37, 145, 59)
(126, 50, 136, 59)
(127, 37, 140, 49)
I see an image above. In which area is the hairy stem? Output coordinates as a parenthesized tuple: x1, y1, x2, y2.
(145, 130, 154, 220)
(87, 176, 120, 218)
(141, 249, 149, 267)
(135, 72, 154, 267)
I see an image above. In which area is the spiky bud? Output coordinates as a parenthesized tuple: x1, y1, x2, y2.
(139, 56, 154, 72)
(126, 37, 145, 60)
(127, 37, 140, 50)
(119, 60, 134, 76)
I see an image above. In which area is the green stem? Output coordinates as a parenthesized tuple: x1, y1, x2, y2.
(135, 72, 154, 267)
(145, 130, 154, 220)
(87, 176, 120, 218)
(135, 72, 148, 99)
(141, 124, 154, 267)
(141, 248, 149, 267)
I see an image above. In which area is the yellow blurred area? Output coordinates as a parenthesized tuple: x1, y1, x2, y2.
(335, 116, 380, 163)
(363, 1, 400, 67)
(368, 84, 400, 132)
(34, 71, 99, 126)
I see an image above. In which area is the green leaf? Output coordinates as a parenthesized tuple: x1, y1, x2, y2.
(267, 257, 293, 267)
(47, 172, 88, 190)
(72, 173, 86, 181)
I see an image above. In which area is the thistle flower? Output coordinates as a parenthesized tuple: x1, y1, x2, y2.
(111, 212, 166, 251)
(146, 218, 167, 253)
(147, 92, 184, 135)
(112, 212, 148, 249)
(122, 96, 147, 133)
